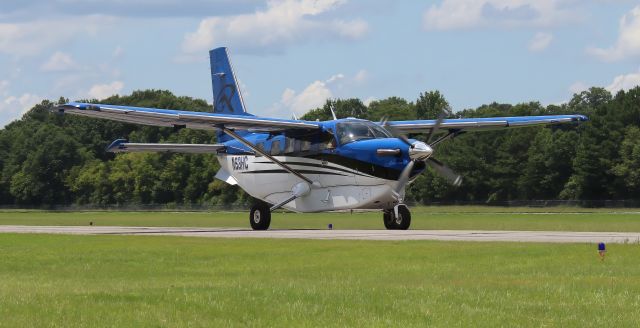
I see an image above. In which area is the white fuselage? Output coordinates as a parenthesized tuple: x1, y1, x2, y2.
(217, 155, 400, 212)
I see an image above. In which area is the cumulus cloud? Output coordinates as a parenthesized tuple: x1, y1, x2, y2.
(423, 0, 577, 30)
(0, 17, 112, 57)
(41, 51, 77, 71)
(180, 0, 368, 57)
(569, 81, 588, 94)
(353, 69, 369, 84)
(0, 0, 261, 20)
(606, 68, 640, 93)
(87, 81, 124, 100)
(112, 45, 124, 58)
(277, 77, 338, 116)
(588, 6, 640, 61)
(528, 32, 553, 51)
(568, 68, 640, 98)
(268, 70, 371, 116)
(0, 80, 9, 95)
(0, 93, 41, 127)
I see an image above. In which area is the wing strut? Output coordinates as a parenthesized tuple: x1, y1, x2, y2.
(221, 127, 313, 185)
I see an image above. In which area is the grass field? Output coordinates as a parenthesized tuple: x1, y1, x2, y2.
(1, 206, 640, 231)
(1, 233, 639, 327)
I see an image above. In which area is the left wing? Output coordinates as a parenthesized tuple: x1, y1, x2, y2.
(386, 114, 588, 134)
(105, 139, 227, 154)
(54, 102, 320, 132)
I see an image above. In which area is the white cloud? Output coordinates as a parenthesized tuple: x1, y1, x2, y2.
(269, 74, 341, 116)
(87, 81, 124, 100)
(0, 93, 41, 127)
(280, 80, 334, 116)
(568, 68, 640, 98)
(423, 0, 577, 30)
(588, 6, 640, 61)
(606, 68, 640, 93)
(112, 45, 124, 58)
(41, 51, 77, 71)
(0, 17, 112, 57)
(0, 80, 9, 95)
(353, 69, 369, 83)
(363, 96, 377, 106)
(267, 70, 369, 116)
(528, 32, 553, 51)
(569, 81, 588, 94)
(180, 0, 368, 56)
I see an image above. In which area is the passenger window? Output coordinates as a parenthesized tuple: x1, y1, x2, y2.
(255, 142, 264, 157)
(271, 140, 281, 155)
(284, 138, 295, 153)
(301, 141, 311, 152)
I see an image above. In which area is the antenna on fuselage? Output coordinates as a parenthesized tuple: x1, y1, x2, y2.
(329, 103, 337, 120)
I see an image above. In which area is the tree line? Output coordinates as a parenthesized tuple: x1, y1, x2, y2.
(0, 87, 638, 207)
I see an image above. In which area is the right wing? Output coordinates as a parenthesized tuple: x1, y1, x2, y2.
(55, 102, 320, 132)
(385, 114, 588, 135)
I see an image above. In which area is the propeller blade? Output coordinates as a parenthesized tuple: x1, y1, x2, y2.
(426, 157, 462, 186)
(426, 111, 447, 145)
(383, 121, 412, 146)
(394, 160, 415, 194)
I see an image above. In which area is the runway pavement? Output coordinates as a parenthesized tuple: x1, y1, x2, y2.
(1, 225, 640, 243)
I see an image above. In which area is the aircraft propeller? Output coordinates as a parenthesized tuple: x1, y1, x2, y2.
(382, 113, 463, 200)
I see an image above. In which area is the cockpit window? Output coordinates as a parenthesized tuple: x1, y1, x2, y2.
(336, 121, 392, 145)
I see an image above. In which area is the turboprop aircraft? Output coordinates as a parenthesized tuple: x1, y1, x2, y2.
(54, 47, 588, 230)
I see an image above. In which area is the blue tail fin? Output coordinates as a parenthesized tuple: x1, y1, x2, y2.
(209, 47, 251, 116)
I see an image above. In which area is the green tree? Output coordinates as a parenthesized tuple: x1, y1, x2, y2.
(612, 126, 640, 197)
(415, 91, 452, 119)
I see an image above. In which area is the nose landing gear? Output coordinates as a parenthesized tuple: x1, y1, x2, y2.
(383, 204, 411, 230)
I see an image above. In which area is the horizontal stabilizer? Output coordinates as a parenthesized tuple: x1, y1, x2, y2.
(106, 139, 225, 154)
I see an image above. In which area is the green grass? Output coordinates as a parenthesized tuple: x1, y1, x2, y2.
(0, 234, 639, 327)
(1, 206, 640, 231)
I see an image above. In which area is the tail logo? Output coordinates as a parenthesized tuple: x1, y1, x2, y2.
(214, 84, 236, 114)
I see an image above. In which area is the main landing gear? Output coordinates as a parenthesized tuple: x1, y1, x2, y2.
(383, 204, 411, 230)
(249, 203, 271, 230)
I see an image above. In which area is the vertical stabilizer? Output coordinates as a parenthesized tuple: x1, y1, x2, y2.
(209, 47, 251, 116)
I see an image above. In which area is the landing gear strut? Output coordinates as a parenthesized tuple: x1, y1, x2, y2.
(383, 204, 411, 230)
(250, 203, 271, 230)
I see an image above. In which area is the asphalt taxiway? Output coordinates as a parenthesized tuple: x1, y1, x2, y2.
(1, 225, 640, 243)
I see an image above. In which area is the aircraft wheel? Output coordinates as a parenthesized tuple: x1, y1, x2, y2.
(249, 203, 271, 230)
(393, 205, 411, 230)
(383, 210, 395, 230)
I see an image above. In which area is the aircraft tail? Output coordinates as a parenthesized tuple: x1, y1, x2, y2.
(209, 47, 251, 116)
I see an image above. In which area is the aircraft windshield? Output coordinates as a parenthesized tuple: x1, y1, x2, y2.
(336, 121, 392, 145)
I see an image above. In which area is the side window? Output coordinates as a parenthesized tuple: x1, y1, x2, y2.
(301, 141, 311, 152)
(270, 140, 281, 155)
(325, 129, 336, 149)
(293, 139, 302, 153)
(256, 142, 264, 157)
(284, 138, 295, 154)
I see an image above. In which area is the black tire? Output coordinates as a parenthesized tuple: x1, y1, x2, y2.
(383, 210, 395, 230)
(249, 203, 271, 230)
(393, 205, 411, 230)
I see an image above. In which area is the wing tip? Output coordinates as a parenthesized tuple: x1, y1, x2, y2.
(106, 139, 128, 152)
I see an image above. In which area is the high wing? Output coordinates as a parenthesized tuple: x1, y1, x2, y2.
(385, 114, 588, 134)
(105, 139, 227, 154)
(54, 102, 320, 132)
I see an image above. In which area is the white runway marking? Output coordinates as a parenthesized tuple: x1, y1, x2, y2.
(1, 225, 640, 243)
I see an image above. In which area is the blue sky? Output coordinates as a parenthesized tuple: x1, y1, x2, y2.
(1, 0, 639, 126)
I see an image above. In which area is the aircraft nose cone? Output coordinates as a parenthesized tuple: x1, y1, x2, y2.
(409, 141, 433, 161)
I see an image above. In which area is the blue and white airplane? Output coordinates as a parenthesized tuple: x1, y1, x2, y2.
(54, 47, 588, 230)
